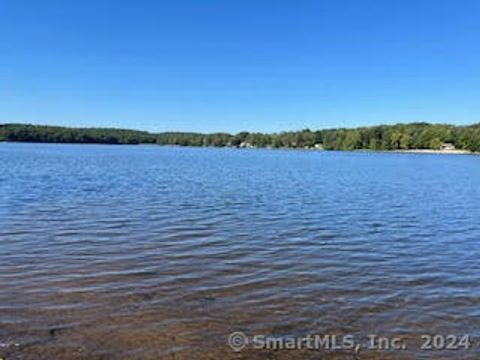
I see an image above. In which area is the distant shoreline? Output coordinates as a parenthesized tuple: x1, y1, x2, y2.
(394, 149, 472, 155)
(1, 122, 480, 153)
(1, 141, 477, 156)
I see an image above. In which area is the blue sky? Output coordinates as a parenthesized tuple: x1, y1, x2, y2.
(1, 0, 479, 133)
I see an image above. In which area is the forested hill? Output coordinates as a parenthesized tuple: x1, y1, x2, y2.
(1, 123, 480, 152)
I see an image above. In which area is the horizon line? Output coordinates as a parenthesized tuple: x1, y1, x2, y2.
(2, 121, 480, 135)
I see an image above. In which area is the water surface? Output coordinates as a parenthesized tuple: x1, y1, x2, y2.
(1, 143, 480, 359)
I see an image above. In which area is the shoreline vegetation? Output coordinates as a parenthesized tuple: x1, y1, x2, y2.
(1, 122, 480, 153)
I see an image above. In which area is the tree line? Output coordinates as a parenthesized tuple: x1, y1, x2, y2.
(1, 123, 480, 152)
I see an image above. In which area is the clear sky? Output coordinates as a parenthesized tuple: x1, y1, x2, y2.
(1, 0, 479, 133)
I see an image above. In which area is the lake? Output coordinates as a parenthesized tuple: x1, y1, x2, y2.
(1, 143, 479, 359)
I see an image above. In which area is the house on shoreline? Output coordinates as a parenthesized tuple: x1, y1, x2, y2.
(440, 143, 456, 151)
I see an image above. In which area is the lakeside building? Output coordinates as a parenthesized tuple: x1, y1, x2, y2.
(441, 143, 456, 151)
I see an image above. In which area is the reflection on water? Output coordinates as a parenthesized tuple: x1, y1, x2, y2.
(1, 143, 480, 359)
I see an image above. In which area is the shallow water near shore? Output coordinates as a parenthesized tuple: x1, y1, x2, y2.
(1, 143, 480, 359)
